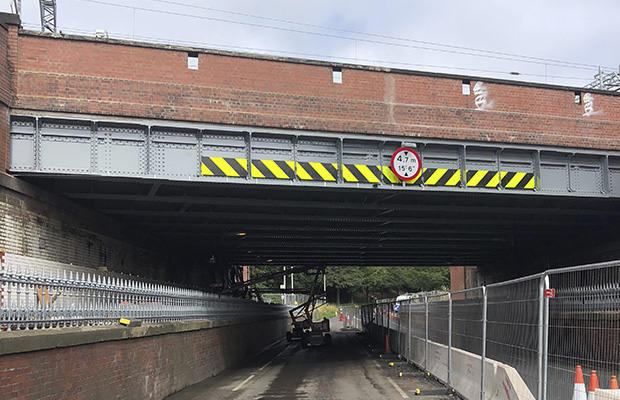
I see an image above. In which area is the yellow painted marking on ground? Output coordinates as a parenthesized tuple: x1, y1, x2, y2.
(505, 172, 526, 188)
(212, 157, 240, 177)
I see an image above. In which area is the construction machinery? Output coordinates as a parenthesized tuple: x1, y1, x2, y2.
(220, 264, 331, 347)
(285, 266, 331, 348)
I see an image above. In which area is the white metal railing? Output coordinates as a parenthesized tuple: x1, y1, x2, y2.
(0, 258, 287, 332)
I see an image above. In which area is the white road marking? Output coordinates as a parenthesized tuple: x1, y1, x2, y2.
(258, 343, 289, 372)
(387, 377, 409, 399)
(258, 360, 272, 371)
(373, 360, 382, 369)
(275, 346, 289, 358)
(232, 375, 255, 392)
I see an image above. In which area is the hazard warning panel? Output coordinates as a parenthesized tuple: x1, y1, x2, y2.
(391, 147, 422, 181)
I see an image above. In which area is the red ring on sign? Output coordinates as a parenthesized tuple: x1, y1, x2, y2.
(390, 147, 422, 181)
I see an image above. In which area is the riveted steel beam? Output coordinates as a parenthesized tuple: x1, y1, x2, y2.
(9, 114, 620, 198)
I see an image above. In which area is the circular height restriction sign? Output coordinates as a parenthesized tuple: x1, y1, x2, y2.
(390, 147, 422, 181)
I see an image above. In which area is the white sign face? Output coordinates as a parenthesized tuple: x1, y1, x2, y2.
(390, 147, 422, 181)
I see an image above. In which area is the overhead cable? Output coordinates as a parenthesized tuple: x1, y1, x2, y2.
(72, 0, 612, 72)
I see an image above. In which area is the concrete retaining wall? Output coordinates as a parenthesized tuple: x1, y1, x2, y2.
(0, 316, 289, 399)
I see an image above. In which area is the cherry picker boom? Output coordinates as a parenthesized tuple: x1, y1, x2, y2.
(285, 266, 331, 348)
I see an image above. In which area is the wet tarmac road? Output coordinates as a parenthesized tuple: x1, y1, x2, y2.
(166, 321, 455, 400)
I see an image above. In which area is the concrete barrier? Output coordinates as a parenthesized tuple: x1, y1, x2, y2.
(595, 390, 620, 399)
(411, 337, 536, 400)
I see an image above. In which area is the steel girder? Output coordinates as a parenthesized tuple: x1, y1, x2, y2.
(10, 115, 620, 198)
(9, 115, 620, 268)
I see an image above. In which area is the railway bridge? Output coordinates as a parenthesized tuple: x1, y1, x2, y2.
(0, 12, 619, 399)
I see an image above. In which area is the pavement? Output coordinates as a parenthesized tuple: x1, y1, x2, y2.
(165, 318, 457, 400)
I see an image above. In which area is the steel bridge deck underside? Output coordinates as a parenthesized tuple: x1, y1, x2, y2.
(9, 115, 620, 268)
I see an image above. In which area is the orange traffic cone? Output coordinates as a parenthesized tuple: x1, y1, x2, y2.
(384, 334, 390, 354)
(610, 376, 619, 390)
(589, 370, 600, 400)
(573, 365, 587, 400)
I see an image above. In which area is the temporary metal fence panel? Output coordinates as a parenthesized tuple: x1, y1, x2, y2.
(427, 293, 451, 383)
(428, 293, 450, 346)
(395, 301, 407, 357)
(339, 305, 362, 330)
(407, 297, 428, 368)
(362, 261, 620, 400)
(0, 255, 288, 332)
(450, 288, 486, 399)
(545, 262, 620, 400)
(451, 288, 485, 359)
(485, 277, 542, 397)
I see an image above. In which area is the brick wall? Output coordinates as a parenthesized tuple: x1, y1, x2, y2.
(0, 15, 18, 173)
(11, 32, 620, 152)
(0, 317, 289, 399)
(0, 192, 162, 277)
(0, 173, 215, 286)
(450, 267, 467, 292)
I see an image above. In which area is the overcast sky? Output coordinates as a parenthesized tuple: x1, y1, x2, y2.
(2, 0, 619, 87)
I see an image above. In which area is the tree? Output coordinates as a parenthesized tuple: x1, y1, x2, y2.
(326, 266, 363, 304)
(250, 265, 451, 304)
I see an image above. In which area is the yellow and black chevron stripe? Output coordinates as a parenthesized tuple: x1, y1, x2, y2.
(200, 157, 535, 189)
(249, 159, 297, 180)
(466, 170, 535, 190)
(379, 168, 461, 186)
(342, 164, 382, 183)
(201, 157, 248, 178)
(201, 157, 340, 181)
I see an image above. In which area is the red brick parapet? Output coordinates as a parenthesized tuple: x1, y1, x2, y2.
(9, 30, 620, 153)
